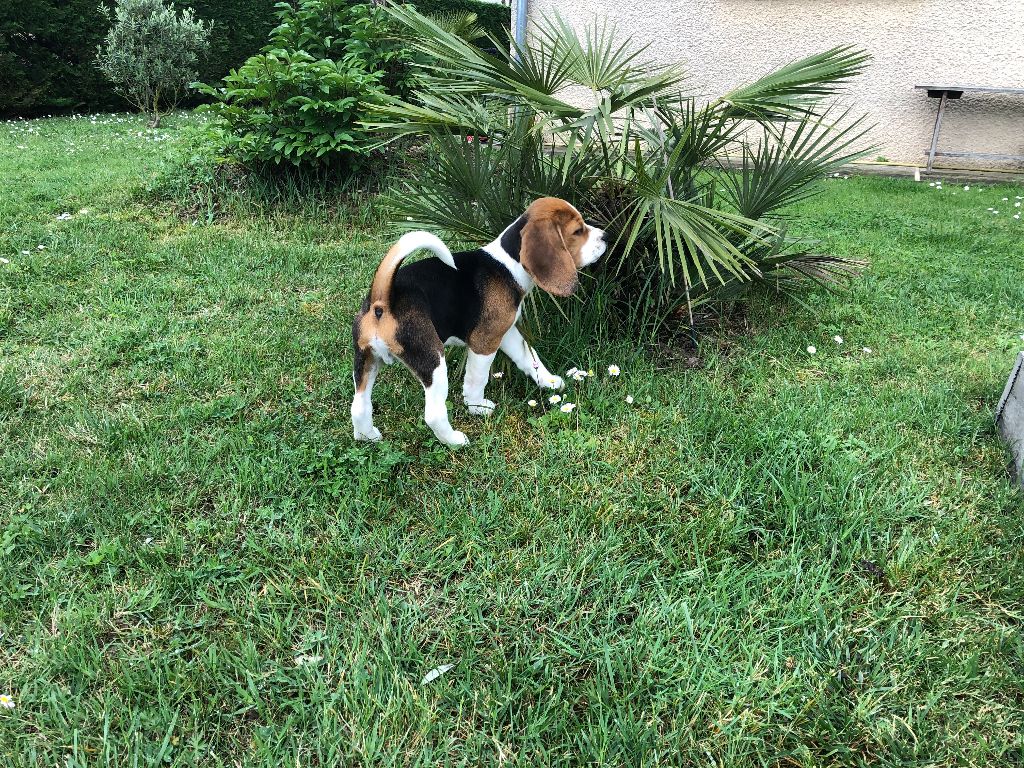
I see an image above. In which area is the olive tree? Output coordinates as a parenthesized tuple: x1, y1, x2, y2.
(96, 0, 211, 127)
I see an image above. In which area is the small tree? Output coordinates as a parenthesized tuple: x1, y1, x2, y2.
(96, 0, 211, 127)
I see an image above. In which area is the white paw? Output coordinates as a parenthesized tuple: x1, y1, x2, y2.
(354, 426, 382, 442)
(540, 375, 565, 391)
(440, 430, 469, 447)
(467, 399, 496, 416)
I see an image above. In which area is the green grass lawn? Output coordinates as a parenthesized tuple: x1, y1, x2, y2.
(2, 113, 1023, 767)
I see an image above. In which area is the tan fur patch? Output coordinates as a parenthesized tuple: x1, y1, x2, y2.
(355, 310, 404, 392)
(519, 197, 588, 296)
(468, 278, 520, 354)
(370, 242, 402, 305)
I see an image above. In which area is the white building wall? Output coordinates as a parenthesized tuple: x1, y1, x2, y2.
(524, 0, 1024, 168)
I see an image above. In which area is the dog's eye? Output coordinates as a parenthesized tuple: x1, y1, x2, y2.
(574, 226, 586, 236)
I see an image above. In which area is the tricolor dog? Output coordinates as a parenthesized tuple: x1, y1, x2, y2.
(351, 197, 607, 446)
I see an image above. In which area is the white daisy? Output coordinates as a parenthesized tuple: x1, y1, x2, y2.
(527, 399, 537, 407)
(566, 367, 579, 376)
(548, 394, 561, 404)
(963, 186, 970, 191)
(491, 371, 503, 379)
(807, 346, 817, 355)
(862, 347, 872, 354)
(36, 245, 45, 250)
(559, 402, 576, 413)
(833, 335, 843, 345)
(625, 395, 634, 404)
(607, 364, 620, 376)
(0, 695, 13, 710)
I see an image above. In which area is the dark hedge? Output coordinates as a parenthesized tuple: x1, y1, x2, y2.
(0, 0, 508, 118)
(413, 0, 512, 44)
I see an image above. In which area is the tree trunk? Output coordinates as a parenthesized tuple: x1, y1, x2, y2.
(149, 87, 161, 129)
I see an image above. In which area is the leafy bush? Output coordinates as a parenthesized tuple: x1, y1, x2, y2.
(96, 0, 212, 127)
(197, 1, 417, 169)
(375, 9, 872, 340)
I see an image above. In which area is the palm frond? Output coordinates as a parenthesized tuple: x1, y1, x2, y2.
(718, 108, 875, 219)
(366, 92, 507, 139)
(427, 11, 488, 44)
(536, 14, 684, 97)
(715, 46, 871, 120)
(619, 137, 770, 289)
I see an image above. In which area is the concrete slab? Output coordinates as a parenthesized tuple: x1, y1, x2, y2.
(996, 352, 1024, 488)
(849, 162, 1024, 184)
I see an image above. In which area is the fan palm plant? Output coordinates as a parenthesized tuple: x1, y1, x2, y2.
(370, 6, 872, 339)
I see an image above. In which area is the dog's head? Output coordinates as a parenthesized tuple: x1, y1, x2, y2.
(507, 197, 606, 297)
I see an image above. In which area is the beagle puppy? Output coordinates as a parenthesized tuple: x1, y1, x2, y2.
(351, 197, 607, 446)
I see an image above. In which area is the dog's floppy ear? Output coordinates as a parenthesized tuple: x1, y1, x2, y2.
(520, 215, 578, 297)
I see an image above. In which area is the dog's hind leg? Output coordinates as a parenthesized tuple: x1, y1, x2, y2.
(352, 345, 383, 441)
(407, 351, 468, 447)
(423, 355, 468, 447)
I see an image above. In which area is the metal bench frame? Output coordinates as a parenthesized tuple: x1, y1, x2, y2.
(916, 84, 1024, 171)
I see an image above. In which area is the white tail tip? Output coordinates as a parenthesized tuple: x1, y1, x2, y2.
(396, 231, 455, 270)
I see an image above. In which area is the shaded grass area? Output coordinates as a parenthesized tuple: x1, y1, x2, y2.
(1, 114, 1023, 766)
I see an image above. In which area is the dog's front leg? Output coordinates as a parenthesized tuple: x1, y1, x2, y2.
(499, 326, 564, 390)
(463, 350, 497, 415)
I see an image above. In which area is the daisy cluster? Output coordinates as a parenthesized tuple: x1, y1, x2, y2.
(2, 111, 207, 161)
(919, 177, 1023, 221)
(806, 334, 872, 357)
(526, 363, 633, 415)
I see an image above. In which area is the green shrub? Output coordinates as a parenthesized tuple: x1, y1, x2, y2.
(96, 0, 212, 128)
(377, 8, 872, 339)
(197, 1, 417, 169)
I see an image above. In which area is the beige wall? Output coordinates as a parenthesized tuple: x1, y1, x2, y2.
(525, 0, 1024, 169)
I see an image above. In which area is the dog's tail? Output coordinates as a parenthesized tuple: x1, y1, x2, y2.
(369, 231, 455, 317)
